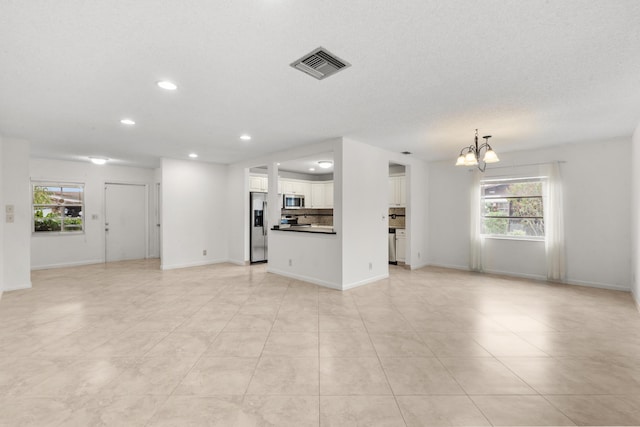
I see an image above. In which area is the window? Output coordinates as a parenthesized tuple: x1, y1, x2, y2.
(33, 183, 84, 233)
(481, 177, 545, 239)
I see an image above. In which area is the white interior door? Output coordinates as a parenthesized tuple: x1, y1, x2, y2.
(105, 183, 147, 262)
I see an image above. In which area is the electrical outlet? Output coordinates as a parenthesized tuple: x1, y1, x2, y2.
(5, 205, 14, 214)
(202, 249, 207, 256)
(369, 262, 373, 271)
(6, 213, 14, 223)
(288, 259, 292, 266)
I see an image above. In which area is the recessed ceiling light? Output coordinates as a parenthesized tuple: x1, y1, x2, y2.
(90, 157, 108, 165)
(277, 163, 281, 166)
(318, 160, 333, 169)
(240, 134, 251, 141)
(157, 80, 177, 90)
(189, 153, 198, 158)
(309, 168, 315, 171)
(120, 118, 135, 125)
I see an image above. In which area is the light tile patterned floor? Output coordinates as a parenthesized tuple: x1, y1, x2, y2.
(1, 259, 640, 426)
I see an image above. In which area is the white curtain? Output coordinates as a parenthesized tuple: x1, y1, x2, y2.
(469, 170, 484, 271)
(544, 162, 565, 281)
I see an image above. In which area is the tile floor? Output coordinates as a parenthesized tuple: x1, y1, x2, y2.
(1, 260, 640, 426)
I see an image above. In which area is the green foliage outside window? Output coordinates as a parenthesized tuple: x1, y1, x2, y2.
(481, 179, 544, 238)
(33, 183, 84, 233)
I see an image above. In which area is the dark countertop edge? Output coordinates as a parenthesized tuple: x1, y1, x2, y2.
(271, 227, 336, 235)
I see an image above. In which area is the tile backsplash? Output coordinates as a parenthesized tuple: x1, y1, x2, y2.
(389, 207, 405, 228)
(281, 209, 333, 226)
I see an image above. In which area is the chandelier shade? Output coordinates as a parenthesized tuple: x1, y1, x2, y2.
(455, 129, 499, 171)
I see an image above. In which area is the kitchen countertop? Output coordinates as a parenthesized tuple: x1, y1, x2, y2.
(271, 225, 336, 235)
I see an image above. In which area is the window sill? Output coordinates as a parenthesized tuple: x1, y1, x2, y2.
(482, 235, 544, 242)
(32, 231, 85, 236)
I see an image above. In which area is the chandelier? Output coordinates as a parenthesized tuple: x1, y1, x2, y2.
(455, 129, 500, 172)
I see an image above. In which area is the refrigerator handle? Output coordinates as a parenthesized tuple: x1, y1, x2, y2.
(263, 201, 268, 236)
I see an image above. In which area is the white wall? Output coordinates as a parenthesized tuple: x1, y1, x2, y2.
(631, 123, 640, 307)
(428, 137, 631, 291)
(2, 137, 32, 291)
(226, 165, 248, 265)
(0, 136, 4, 295)
(341, 139, 389, 288)
(30, 158, 158, 269)
(161, 158, 229, 270)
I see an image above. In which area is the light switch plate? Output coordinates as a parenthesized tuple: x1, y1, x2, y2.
(5, 205, 14, 214)
(91, 214, 99, 220)
(6, 213, 14, 223)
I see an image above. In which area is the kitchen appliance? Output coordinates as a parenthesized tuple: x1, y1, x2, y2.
(388, 228, 397, 265)
(281, 216, 298, 225)
(250, 192, 268, 263)
(283, 194, 305, 209)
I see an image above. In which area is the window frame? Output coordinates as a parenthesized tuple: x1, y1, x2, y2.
(32, 181, 85, 235)
(480, 176, 546, 241)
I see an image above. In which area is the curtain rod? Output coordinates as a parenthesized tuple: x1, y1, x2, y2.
(467, 160, 566, 171)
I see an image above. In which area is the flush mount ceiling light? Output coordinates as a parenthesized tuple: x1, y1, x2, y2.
(309, 168, 315, 171)
(90, 157, 108, 165)
(455, 129, 500, 172)
(188, 153, 198, 158)
(157, 80, 177, 90)
(317, 160, 333, 169)
(120, 118, 135, 125)
(240, 134, 251, 141)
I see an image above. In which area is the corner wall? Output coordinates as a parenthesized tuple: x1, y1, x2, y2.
(2, 137, 31, 291)
(161, 158, 229, 270)
(428, 137, 631, 291)
(341, 139, 390, 288)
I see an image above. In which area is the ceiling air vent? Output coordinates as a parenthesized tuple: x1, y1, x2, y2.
(290, 47, 351, 80)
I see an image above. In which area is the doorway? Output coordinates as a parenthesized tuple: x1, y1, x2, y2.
(105, 183, 147, 262)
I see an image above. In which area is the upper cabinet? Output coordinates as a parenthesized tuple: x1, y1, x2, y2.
(310, 181, 334, 208)
(281, 179, 310, 197)
(249, 175, 268, 192)
(253, 175, 332, 208)
(389, 175, 406, 207)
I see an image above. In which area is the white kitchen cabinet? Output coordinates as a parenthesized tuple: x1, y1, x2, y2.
(249, 175, 268, 192)
(310, 181, 334, 208)
(324, 182, 334, 208)
(396, 228, 406, 262)
(310, 183, 325, 208)
(389, 175, 406, 207)
(281, 179, 309, 195)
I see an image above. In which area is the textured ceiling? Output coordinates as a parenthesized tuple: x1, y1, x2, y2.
(1, 1, 639, 168)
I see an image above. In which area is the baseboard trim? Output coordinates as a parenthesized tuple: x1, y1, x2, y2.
(426, 262, 470, 272)
(266, 267, 341, 290)
(31, 259, 104, 271)
(409, 261, 430, 271)
(2, 282, 32, 292)
(227, 259, 249, 266)
(161, 258, 228, 270)
(342, 274, 389, 290)
(425, 263, 629, 292)
(482, 268, 546, 282)
(564, 279, 629, 292)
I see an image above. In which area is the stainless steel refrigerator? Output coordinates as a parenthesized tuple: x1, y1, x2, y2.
(250, 192, 268, 263)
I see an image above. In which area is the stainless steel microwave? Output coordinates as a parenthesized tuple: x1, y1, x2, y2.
(283, 194, 304, 209)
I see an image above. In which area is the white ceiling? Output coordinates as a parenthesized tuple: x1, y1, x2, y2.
(1, 1, 639, 168)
